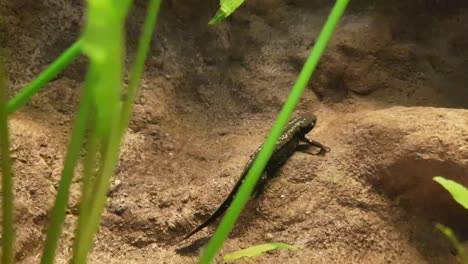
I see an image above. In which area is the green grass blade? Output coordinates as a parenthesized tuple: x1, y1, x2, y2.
(70, 0, 161, 261)
(75, 1, 162, 260)
(7, 39, 83, 115)
(81, 1, 125, 138)
(40, 66, 94, 264)
(436, 224, 468, 263)
(73, 117, 121, 264)
(223, 243, 302, 262)
(433, 176, 468, 209)
(0, 58, 15, 264)
(120, 0, 162, 135)
(71, 0, 126, 259)
(198, 1, 349, 263)
(71, 119, 100, 261)
(208, 0, 245, 25)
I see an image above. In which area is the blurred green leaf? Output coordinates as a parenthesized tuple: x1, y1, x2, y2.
(223, 243, 302, 262)
(436, 224, 468, 263)
(433, 176, 468, 209)
(0, 52, 15, 264)
(81, 0, 126, 138)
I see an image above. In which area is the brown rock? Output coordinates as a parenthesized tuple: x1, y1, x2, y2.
(344, 106, 468, 235)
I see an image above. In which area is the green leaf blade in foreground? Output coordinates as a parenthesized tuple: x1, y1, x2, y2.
(223, 243, 302, 263)
(0, 57, 15, 264)
(435, 224, 468, 263)
(72, 0, 162, 262)
(433, 176, 468, 209)
(81, 0, 125, 138)
(71, 0, 128, 262)
(40, 67, 93, 264)
(120, 0, 162, 134)
(208, 0, 245, 25)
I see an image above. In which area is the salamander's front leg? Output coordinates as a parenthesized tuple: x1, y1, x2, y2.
(298, 137, 330, 155)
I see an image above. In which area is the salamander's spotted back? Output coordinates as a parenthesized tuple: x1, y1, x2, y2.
(181, 113, 328, 242)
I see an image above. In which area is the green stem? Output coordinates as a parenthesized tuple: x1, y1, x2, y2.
(120, 0, 162, 134)
(0, 57, 15, 264)
(198, 1, 350, 263)
(7, 39, 83, 115)
(40, 64, 93, 264)
(74, 112, 121, 264)
(71, 119, 100, 263)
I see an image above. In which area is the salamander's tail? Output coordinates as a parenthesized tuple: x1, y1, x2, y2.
(180, 180, 243, 242)
(180, 158, 252, 242)
(179, 202, 228, 242)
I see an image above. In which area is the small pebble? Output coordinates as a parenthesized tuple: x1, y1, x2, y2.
(217, 130, 229, 136)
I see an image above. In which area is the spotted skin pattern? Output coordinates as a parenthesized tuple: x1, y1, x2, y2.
(182, 113, 329, 241)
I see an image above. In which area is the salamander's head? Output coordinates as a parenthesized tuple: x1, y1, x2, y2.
(298, 113, 317, 134)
